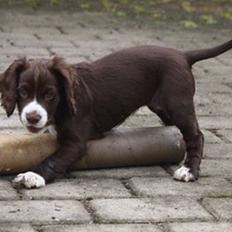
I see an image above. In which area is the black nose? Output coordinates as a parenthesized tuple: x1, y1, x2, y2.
(26, 111, 41, 124)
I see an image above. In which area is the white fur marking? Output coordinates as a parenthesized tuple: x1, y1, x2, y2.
(12, 171, 45, 189)
(21, 99, 48, 129)
(48, 125, 57, 137)
(173, 166, 195, 182)
(39, 125, 57, 137)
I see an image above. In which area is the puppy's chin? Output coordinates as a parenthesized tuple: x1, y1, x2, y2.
(26, 126, 43, 133)
(26, 124, 57, 136)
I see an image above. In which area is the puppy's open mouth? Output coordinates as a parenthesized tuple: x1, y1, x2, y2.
(26, 126, 43, 133)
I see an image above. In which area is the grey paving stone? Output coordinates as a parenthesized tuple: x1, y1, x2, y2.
(0, 47, 49, 56)
(202, 129, 223, 144)
(0, 224, 36, 232)
(0, 179, 19, 200)
(120, 115, 161, 128)
(196, 82, 231, 93)
(198, 116, 232, 129)
(195, 31, 231, 47)
(21, 178, 131, 200)
(196, 103, 232, 117)
(65, 56, 90, 64)
(0, 115, 23, 129)
(192, 66, 207, 79)
(71, 166, 169, 179)
(121, 116, 231, 137)
(129, 177, 232, 198)
(208, 92, 232, 105)
(196, 62, 232, 77)
(50, 47, 89, 56)
(0, 41, 10, 48)
(204, 143, 232, 159)
(136, 107, 153, 115)
(40, 224, 161, 232)
(200, 159, 232, 178)
(193, 56, 221, 67)
(10, 39, 75, 49)
(169, 222, 232, 232)
(32, 33, 78, 41)
(50, 46, 111, 60)
(0, 200, 91, 224)
(6, 27, 61, 36)
(217, 129, 232, 143)
(90, 198, 212, 223)
(194, 92, 213, 107)
(0, 106, 10, 114)
(218, 55, 232, 64)
(202, 198, 232, 220)
(0, 128, 25, 134)
(159, 35, 198, 50)
(0, 32, 36, 40)
(71, 40, 117, 50)
(195, 94, 215, 116)
(195, 90, 228, 103)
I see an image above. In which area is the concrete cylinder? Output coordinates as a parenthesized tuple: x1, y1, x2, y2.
(0, 126, 185, 175)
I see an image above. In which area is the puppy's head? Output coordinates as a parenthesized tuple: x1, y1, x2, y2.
(1, 57, 77, 133)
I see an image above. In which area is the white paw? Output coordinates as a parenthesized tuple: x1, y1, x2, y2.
(173, 166, 195, 182)
(12, 171, 46, 189)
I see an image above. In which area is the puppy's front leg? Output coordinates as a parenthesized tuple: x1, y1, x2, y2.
(12, 120, 89, 189)
(12, 138, 86, 188)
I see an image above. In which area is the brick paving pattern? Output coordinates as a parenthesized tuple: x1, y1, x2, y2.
(0, 10, 231, 232)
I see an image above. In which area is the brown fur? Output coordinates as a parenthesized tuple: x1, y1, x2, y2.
(0, 40, 231, 183)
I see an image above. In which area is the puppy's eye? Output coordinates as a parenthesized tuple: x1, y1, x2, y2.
(18, 88, 28, 99)
(44, 89, 56, 101)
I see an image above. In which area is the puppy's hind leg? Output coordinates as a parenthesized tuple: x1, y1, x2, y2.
(171, 109, 204, 182)
(148, 91, 172, 126)
(148, 78, 204, 182)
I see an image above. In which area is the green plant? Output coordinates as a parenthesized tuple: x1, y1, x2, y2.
(25, 0, 62, 7)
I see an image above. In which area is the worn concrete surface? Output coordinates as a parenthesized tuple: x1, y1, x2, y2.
(0, 9, 231, 232)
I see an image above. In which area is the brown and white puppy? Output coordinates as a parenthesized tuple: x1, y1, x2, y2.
(1, 40, 231, 188)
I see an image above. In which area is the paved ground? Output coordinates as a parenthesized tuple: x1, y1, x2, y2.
(0, 9, 232, 232)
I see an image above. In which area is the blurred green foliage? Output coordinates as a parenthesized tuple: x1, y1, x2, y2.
(2, 0, 232, 28)
(25, 0, 61, 7)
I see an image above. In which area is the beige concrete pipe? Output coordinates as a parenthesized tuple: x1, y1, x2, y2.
(0, 127, 186, 175)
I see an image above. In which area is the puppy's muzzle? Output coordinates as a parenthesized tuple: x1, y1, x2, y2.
(21, 100, 48, 132)
(26, 111, 42, 125)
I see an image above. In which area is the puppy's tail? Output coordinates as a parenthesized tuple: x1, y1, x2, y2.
(185, 40, 232, 66)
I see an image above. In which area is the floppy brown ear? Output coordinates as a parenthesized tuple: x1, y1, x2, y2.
(49, 56, 77, 115)
(1, 58, 26, 117)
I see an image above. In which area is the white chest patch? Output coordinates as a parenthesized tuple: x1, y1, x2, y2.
(21, 99, 48, 128)
(39, 125, 57, 137)
(47, 125, 57, 137)
(12, 171, 46, 189)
